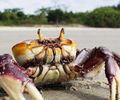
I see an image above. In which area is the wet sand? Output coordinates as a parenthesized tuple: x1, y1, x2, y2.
(0, 27, 120, 100)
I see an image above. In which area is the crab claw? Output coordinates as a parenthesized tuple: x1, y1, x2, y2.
(0, 54, 43, 100)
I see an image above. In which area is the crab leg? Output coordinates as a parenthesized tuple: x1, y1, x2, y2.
(74, 48, 104, 78)
(105, 56, 120, 100)
(0, 75, 25, 100)
(75, 48, 93, 66)
(0, 76, 43, 100)
(75, 47, 120, 100)
(25, 82, 43, 100)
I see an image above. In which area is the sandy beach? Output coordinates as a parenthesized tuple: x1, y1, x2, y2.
(0, 27, 120, 100)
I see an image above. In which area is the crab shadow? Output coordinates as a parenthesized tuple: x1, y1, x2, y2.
(63, 90, 108, 100)
(0, 88, 7, 97)
(37, 82, 108, 100)
(0, 82, 108, 100)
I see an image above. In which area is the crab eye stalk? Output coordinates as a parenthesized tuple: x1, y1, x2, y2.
(37, 29, 43, 42)
(59, 28, 65, 41)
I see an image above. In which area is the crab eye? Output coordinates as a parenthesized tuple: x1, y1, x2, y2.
(37, 29, 43, 42)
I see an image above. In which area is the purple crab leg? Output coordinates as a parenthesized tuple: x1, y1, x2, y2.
(75, 47, 120, 100)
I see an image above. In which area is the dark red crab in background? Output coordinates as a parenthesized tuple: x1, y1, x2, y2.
(4, 28, 120, 100)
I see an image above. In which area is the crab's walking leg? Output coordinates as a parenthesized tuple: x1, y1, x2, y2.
(0, 75, 26, 100)
(105, 56, 116, 100)
(25, 82, 43, 100)
(75, 47, 120, 100)
(0, 75, 43, 100)
(105, 56, 120, 100)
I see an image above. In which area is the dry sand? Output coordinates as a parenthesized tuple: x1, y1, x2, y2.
(0, 27, 120, 100)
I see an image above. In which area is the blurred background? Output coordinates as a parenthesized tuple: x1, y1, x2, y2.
(0, 0, 120, 27)
(0, 0, 120, 54)
(0, 1, 120, 100)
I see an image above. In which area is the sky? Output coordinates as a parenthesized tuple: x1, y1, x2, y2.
(0, 0, 119, 14)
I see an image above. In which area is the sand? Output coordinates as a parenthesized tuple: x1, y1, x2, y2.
(0, 79, 109, 100)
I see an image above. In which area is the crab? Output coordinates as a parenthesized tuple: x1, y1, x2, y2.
(1, 28, 119, 100)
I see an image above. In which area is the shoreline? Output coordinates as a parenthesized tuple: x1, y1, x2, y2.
(0, 26, 120, 31)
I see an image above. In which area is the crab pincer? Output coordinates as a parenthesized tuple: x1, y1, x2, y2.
(0, 54, 43, 100)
